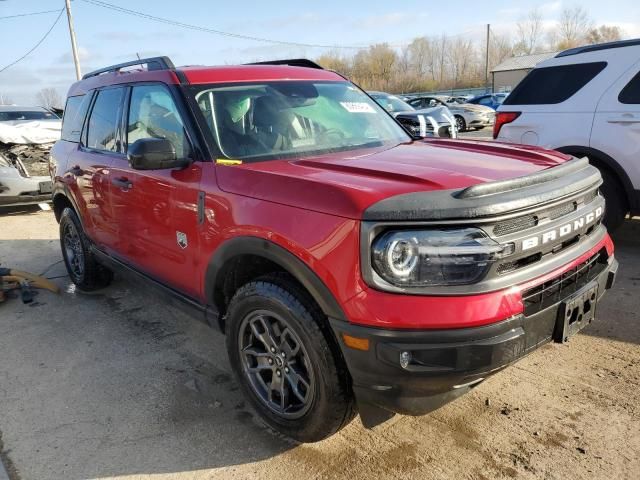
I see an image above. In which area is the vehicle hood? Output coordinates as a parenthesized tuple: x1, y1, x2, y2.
(0, 119, 62, 145)
(216, 139, 572, 219)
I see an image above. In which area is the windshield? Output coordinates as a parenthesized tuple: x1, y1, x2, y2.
(0, 110, 58, 121)
(370, 94, 414, 113)
(194, 81, 409, 161)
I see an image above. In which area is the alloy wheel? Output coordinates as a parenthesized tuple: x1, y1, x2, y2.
(238, 310, 315, 419)
(63, 221, 85, 280)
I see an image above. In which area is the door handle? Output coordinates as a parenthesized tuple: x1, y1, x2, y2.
(607, 114, 640, 124)
(112, 177, 133, 191)
(70, 165, 84, 176)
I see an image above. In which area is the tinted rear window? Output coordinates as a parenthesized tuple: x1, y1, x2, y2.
(503, 62, 607, 105)
(619, 70, 640, 104)
(61, 95, 91, 142)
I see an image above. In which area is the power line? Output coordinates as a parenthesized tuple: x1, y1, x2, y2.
(0, 8, 66, 74)
(0, 9, 62, 20)
(80, 0, 368, 50)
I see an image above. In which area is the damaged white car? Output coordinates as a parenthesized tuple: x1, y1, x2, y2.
(0, 106, 60, 207)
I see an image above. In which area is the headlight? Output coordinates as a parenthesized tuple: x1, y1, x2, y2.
(371, 228, 512, 287)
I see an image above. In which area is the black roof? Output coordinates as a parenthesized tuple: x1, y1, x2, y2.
(556, 38, 640, 58)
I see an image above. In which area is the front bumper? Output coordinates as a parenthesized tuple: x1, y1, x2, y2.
(0, 193, 52, 207)
(331, 255, 617, 423)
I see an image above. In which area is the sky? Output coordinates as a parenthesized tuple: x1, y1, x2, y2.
(1, 0, 639, 105)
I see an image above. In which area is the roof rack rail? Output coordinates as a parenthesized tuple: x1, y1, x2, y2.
(82, 56, 175, 80)
(246, 58, 324, 70)
(556, 38, 640, 57)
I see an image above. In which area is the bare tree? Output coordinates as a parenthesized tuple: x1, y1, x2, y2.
(554, 6, 593, 50)
(0, 93, 14, 105)
(489, 33, 515, 71)
(316, 51, 352, 77)
(586, 25, 623, 45)
(515, 8, 544, 55)
(35, 88, 62, 109)
(448, 38, 476, 87)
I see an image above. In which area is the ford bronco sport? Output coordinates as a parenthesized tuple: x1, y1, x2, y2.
(51, 57, 618, 443)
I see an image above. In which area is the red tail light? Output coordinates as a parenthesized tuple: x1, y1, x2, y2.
(493, 111, 521, 139)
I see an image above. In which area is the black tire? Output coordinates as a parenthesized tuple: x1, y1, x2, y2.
(225, 273, 355, 442)
(455, 115, 466, 133)
(599, 169, 628, 232)
(59, 207, 113, 291)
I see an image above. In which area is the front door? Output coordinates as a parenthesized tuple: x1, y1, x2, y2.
(120, 83, 202, 298)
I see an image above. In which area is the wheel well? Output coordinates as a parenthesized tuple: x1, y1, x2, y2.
(557, 147, 631, 212)
(52, 194, 74, 222)
(214, 254, 296, 331)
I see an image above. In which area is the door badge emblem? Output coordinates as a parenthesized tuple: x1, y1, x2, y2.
(176, 231, 188, 249)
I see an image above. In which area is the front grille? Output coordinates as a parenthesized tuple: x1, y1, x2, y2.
(494, 215, 537, 236)
(491, 190, 599, 238)
(521, 249, 607, 316)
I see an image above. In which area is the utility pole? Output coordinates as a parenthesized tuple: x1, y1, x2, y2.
(485, 23, 490, 93)
(65, 0, 82, 80)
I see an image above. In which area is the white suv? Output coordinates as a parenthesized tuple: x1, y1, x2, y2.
(494, 39, 640, 230)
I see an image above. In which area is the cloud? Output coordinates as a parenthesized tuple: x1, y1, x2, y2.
(54, 47, 99, 65)
(356, 12, 428, 30)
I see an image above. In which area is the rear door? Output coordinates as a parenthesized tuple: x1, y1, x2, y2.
(67, 87, 126, 250)
(120, 83, 202, 297)
(591, 60, 640, 190)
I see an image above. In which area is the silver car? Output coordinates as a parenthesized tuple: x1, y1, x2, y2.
(368, 92, 457, 138)
(0, 106, 60, 207)
(408, 96, 495, 132)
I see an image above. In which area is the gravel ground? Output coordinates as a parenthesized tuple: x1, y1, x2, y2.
(0, 208, 638, 480)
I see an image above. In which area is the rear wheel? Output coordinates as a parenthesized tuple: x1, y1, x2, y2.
(225, 273, 355, 442)
(59, 207, 113, 291)
(455, 115, 466, 133)
(599, 169, 628, 232)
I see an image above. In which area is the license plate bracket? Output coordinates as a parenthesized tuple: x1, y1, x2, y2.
(554, 281, 598, 343)
(39, 181, 52, 194)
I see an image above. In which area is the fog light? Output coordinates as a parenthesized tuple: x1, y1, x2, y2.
(399, 351, 412, 369)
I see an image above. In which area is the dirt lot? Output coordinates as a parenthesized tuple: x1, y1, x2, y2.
(0, 208, 638, 480)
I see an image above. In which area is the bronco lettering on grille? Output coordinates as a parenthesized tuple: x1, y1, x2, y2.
(522, 206, 603, 251)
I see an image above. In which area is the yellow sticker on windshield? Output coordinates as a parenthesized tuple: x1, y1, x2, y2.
(216, 158, 243, 166)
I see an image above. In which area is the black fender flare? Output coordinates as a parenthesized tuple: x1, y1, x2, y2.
(556, 146, 636, 210)
(204, 236, 347, 322)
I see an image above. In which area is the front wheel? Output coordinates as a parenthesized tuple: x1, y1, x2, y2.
(59, 207, 113, 291)
(455, 115, 466, 132)
(599, 169, 628, 231)
(225, 274, 355, 442)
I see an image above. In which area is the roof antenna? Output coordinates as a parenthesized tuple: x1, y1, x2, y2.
(136, 52, 141, 61)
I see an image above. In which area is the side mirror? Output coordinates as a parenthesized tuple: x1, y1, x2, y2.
(127, 138, 188, 170)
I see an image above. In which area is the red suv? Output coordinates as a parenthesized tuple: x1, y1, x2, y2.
(51, 57, 618, 442)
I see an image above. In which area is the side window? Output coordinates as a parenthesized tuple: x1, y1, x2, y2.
(127, 84, 192, 159)
(619, 70, 640, 104)
(409, 99, 422, 108)
(503, 62, 607, 105)
(86, 88, 125, 152)
(61, 94, 91, 143)
(478, 96, 492, 106)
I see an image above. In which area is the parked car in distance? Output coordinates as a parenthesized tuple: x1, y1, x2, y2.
(52, 56, 617, 443)
(0, 106, 60, 207)
(467, 93, 508, 110)
(368, 91, 456, 138)
(495, 38, 640, 230)
(408, 95, 495, 132)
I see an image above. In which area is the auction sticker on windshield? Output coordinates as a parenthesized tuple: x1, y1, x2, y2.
(340, 102, 376, 113)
